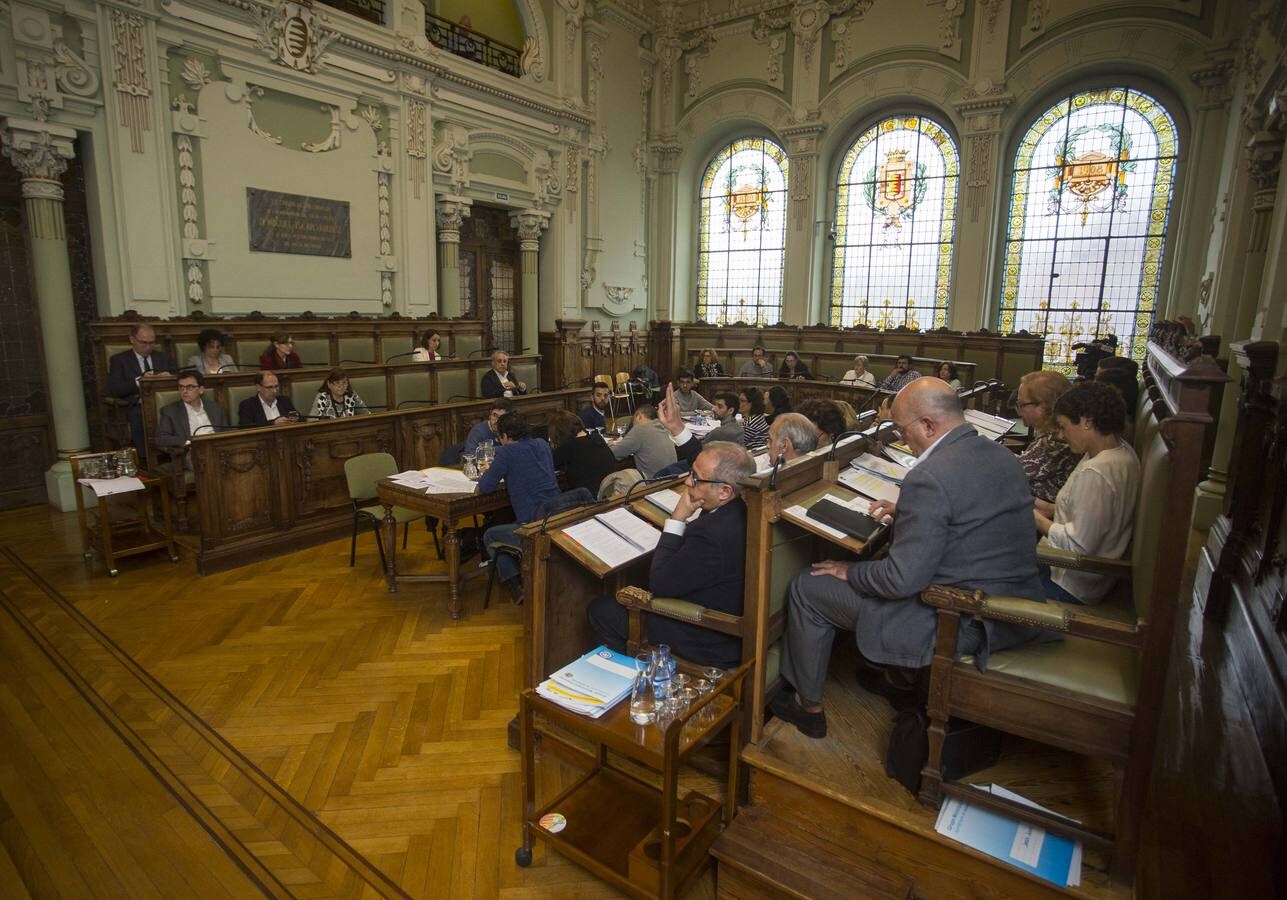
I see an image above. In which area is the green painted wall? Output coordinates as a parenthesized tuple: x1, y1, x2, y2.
(431, 1, 524, 50)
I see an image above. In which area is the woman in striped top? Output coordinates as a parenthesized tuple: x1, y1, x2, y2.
(738, 386, 769, 452)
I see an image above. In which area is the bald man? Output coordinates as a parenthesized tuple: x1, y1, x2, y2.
(772, 378, 1047, 738)
(766, 412, 820, 465)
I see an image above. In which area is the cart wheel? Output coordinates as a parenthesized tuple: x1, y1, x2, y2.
(169, 555, 179, 563)
(108, 569, 119, 577)
(514, 847, 532, 868)
(83, 551, 94, 560)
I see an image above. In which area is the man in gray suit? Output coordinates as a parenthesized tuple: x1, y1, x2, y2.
(155, 371, 230, 453)
(772, 378, 1046, 738)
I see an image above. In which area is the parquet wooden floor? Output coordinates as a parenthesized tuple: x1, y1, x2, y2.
(0, 506, 716, 899)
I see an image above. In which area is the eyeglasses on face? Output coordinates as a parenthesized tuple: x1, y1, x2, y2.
(1017, 399, 1041, 409)
(685, 471, 729, 488)
(178, 383, 202, 391)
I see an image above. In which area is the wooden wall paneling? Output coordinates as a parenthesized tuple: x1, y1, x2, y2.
(0, 416, 53, 509)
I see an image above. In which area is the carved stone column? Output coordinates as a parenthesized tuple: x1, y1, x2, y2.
(435, 195, 471, 317)
(1, 118, 89, 510)
(510, 209, 550, 351)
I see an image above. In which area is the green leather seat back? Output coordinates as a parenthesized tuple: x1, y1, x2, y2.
(294, 338, 331, 368)
(454, 332, 482, 358)
(966, 635, 1140, 706)
(393, 370, 431, 406)
(436, 367, 471, 402)
(228, 383, 260, 416)
(382, 334, 415, 361)
(511, 360, 539, 392)
(1129, 431, 1169, 620)
(339, 337, 373, 364)
(768, 521, 814, 620)
(349, 375, 388, 410)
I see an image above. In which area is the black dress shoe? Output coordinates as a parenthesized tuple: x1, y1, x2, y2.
(769, 692, 827, 739)
(855, 662, 923, 711)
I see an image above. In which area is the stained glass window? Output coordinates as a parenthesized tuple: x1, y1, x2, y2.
(697, 137, 789, 326)
(997, 88, 1179, 369)
(829, 115, 959, 330)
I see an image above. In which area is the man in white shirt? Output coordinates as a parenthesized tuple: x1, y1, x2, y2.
(481, 351, 528, 398)
(237, 371, 298, 426)
(155, 371, 230, 454)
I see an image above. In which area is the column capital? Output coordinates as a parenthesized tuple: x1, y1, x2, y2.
(0, 117, 75, 189)
(510, 208, 550, 248)
(435, 194, 472, 240)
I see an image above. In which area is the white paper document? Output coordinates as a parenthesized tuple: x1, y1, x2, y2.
(782, 503, 848, 541)
(838, 468, 901, 505)
(851, 452, 909, 483)
(417, 467, 479, 494)
(596, 507, 662, 553)
(77, 476, 145, 497)
(754, 452, 772, 472)
(964, 408, 1017, 439)
(563, 509, 662, 569)
(644, 488, 682, 514)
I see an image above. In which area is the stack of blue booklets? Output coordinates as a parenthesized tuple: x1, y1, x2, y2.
(934, 784, 1083, 888)
(536, 645, 638, 718)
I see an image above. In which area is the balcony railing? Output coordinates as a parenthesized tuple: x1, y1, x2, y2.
(317, 0, 385, 25)
(425, 13, 521, 78)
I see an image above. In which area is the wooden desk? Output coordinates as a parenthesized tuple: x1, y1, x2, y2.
(376, 477, 511, 620)
(72, 453, 179, 577)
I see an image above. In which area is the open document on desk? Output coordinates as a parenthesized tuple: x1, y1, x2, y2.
(964, 408, 1018, 440)
(562, 507, 663, 569)
(389, 467, 479, 494)
(536, 645, 638, 718)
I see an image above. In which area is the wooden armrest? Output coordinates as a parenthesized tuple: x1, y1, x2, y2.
(921, 585, 1142, 647)
(615, 585, 742, 637)
(1037, 543, 1133, 576)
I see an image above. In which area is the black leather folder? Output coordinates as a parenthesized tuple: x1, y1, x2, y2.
(805, 497, 885, 542)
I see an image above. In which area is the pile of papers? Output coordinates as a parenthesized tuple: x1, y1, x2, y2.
(838, 452, 907, 505)
(964, 409, 1018, 440)
(388, 467, 479, 494)
(644, 488, 683, 514)
(935, 784, 1083, 888)
(536, 645, 639, 718)
(77, 476, 145, 498)
(562, 507, 662, 569)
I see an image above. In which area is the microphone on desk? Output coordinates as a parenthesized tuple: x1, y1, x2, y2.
(623, 472, 684, 506)
(384, 351, 419, 363)
(469, 346, 500, 358)
(217, 364, 252, 373)
(445, 394, 472, 403)
(339, 359, 375, 366)
(826, 429, 871, 461)
(396, 399, 435, 408)
(191, 423, 250, 435)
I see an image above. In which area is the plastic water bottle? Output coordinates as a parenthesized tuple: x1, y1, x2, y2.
(651, 645, 673, 704)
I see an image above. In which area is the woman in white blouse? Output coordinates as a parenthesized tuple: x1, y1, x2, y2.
(1033, 381, 1140, 604)
(187, 328, 235, 374)
(839, 355, 876, 387)
(411, 330, 443, 362)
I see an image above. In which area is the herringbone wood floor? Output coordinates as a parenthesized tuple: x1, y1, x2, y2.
(0, 505, 717, 898)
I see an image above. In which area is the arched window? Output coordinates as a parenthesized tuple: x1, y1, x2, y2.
(997, 87, 1179, 368)
(829, 115, 959, 330)
(697, 137, 789, 326)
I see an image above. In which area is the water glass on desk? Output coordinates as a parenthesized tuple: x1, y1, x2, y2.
(462, 453, 479, 481)
(630, 652, 657, 725)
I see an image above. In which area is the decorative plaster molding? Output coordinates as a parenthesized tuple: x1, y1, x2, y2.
(982, 0, 1002, 33)
(406, 99, 426, 198)
(53, 36, 99, 99)
(174, 131, 209, 305)
(0, 118, 75, 184)
(239, 85, 282, 145)
(432, 122, 471, 194)
(510, 208, 549, 248)
(181, 57, 214, 92)
(253, 0, 338, 74)
(429, 85, 564, 135)
(110, 9, 152, 154)
(599, 283, 639, 316)
(532, 148, 562, 209)
(934, 0, 965, 49)
(10, 6, 101, 123)
(301, 104, 343, 152)
(1024, 0, 1050, 35)
(435, 194, 472, 240)
(376, 166, 394, 306)
(520, 36, 545, 82)
(557, 0, 586, 56)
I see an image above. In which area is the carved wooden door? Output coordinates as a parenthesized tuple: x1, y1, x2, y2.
(459, 206, 522, 353)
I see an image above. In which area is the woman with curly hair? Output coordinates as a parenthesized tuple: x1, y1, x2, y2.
(1033, 380, 1140, 605)
(1016, 370, 1080, 502)
(738, 386, 770, 452)
(309, 368, 370, 419)
(694, 348, 726, 378)
(778, 351, 811, 380)
(187, 328, 234, 374)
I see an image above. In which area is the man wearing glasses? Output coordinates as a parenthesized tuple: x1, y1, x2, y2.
(237, 371, 298, 426)
(464, 398, 513, 454)
(588, 441, 755, 669)
(155, 371, 229, 455)
(107, 323, 176, 457)
(771, 378, 1049, 739)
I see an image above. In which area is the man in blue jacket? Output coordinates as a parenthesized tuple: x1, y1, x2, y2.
(588, 440, 755, 669)
(478, 411, 560, 602)
(772, 378, 1048, 738)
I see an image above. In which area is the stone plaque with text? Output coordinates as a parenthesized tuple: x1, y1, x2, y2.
(247, 187, 351, 258)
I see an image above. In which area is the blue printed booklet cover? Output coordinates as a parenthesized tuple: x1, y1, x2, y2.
(934, 784, 1082, 888)
(549, 645, 638, 707)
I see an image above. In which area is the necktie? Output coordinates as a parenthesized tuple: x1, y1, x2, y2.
(143, 355, 152, 373)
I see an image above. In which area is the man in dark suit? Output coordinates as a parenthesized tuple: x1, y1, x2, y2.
(154, 371, 230, 455)
(237, 370, 298, 426)
(772, 378, 1047, 738)
(480, 350, 528, 399)
(588, 440, 756, 669)
(578, 381, 612, 431)
(107, 323, 176, 457)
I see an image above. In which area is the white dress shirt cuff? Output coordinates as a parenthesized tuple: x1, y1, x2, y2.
(663, 519, 687, 537)
(670, 427, 694, 447)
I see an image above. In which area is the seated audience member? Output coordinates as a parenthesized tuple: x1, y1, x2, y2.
(579, 381, 612, 431)
(187, 328, 234, 374)
(672, 370, 714, 416)
(238, 370, 298, 426)
(703, 392, 745, 446)
(411, 330, 443, 361)
(548, 410, 616, 498)
(695, 349, 726, 378)
(766, 413, 820, 465)
(737, 345, 774, 377)
(738, 387, 770, 452)
(589, 441, 756, 669)
(795, 398, 847, 448)
(108, 323, 176, 458)
(481, 350, 528, 398)
(877, 354, 921, 392)
(779, 351, 812, 381)
(259, 332, 302, 369)
(155, 371, 229, 450)
(1016, 371, 1079, 502)
(772, 379, 1047, 738)
(656, 384, 703, 468)
(607, 404, 678, 481)
(1033, 381, 1140, 605)
(765, 385, 792, 425)
(464, 399, 512, 453)
(632, 363, 661, 404)
(936, 361, 962, 390)
(1095, 356, 1140, 419)
(310, 368, 370, 419)
(840, 355, 876, 387)
(478, 412, 561, 603)
(832, 399, 862, 433)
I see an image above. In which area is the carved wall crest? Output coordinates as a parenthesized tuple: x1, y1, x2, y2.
(599, 284, 640, 316)
(432, 122, 471, 195)
(255, 1, 338, 74)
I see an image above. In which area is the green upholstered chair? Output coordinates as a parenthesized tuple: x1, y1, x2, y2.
(343, 452, 421, 569)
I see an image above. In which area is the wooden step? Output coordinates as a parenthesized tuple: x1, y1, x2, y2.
(711, 805, 913, 899)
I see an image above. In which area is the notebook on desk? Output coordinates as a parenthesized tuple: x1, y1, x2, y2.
(561, 507, 662, 571)
(805, 496, 886, 542)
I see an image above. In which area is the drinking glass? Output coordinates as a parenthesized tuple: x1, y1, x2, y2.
(693, 678, 715, 724)
(462, 454, 479, 481)
(701, 666, 726, 683)
(630, 653, 656, 725)
(615, 423, 627, 439)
